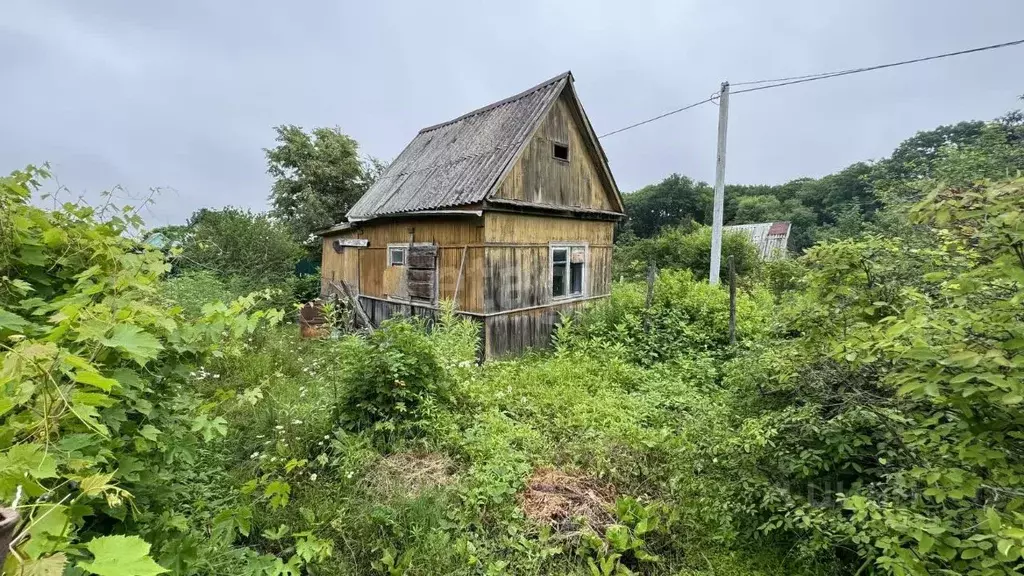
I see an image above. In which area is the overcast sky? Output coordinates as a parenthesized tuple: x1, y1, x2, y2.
(2, 1, 1022, 226)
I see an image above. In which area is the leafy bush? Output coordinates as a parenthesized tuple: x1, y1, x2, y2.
(614, 225, 761, 281)
(337, 318, 452, 437)
(292, 269, 323, 303)
(755, 257, 806, 301)
(177, 206, 303, 291)
(695, 177, 1024, 575)
(557, 269, 773, 365)
(0, 167, 283, 574)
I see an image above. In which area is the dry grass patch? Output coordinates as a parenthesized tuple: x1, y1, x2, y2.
(363, 451, 455, 499)
(521, 467, 615, 533)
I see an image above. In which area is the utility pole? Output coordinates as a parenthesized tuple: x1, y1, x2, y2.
(709, 81, 730, 285)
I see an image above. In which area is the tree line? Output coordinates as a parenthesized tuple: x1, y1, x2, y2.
(618, 100, 1024, 252)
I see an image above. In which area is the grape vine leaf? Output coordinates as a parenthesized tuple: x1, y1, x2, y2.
(100, 325, 163, 365)
(18, 553, 67, 576)
(78, 535, 168, 576)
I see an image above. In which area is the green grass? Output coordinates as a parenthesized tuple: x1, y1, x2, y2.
(198, 325, 829, 575)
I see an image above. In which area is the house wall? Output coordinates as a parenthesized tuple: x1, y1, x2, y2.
(320, 215, 486, 313)
(493, 93, 614, 211)
(482, 212, 614, 314)
(320, 211, 615, 358)
(483, 298, 596, 358)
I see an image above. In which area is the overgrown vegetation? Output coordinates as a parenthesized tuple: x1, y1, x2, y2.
(2, 98, 1022, 576)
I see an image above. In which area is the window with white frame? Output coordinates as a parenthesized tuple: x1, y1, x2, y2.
(388, 246, 406, 266)
(551, 244, 586, 299)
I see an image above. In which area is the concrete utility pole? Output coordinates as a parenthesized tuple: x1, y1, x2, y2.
(709, 81, 730, 285)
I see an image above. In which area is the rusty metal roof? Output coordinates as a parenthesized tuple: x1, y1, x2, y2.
(724, 221, 792, 261)
(346, 72, 571, 221)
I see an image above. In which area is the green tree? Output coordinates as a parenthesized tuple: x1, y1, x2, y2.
(620, 174, 713, 238)
(614, 225, 760, 281)
(265, 125, 380, 247)
(178, 207, 302, 289)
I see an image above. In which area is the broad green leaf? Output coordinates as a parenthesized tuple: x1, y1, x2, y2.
(0, 444, 58, 479)
(23, 505, 70, 559)
(986, 507, 1002, 532)
(998, 539, 1014, 557)
(79, 472, 116, 496)
(918, 533, 935, 554)
(73, 370, 120, 392)
(138, 425, 161, 441)
(18, 553, 67, 576)
(1003, 393, 1023, 405)
(0, 308, 34, 333)
(960, 547, 984, 560)
(79, 535, 168, 576)
(100, 325, 163, 365)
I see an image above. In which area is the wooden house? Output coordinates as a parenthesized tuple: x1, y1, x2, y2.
(319, 72, 623, 358)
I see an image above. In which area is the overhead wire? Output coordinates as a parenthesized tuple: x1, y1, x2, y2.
(597, 96, 716, 139)
(597, 38, 1024, 139)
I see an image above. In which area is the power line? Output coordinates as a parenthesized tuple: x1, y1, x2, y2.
(598, 38, 1024, 139)
(733, 38, 1024, 95)
(598, 96, 716, 139)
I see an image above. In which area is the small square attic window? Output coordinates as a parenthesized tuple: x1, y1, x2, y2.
(552, 142, 569, 162)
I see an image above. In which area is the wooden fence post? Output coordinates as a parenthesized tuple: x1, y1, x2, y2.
(643, 262, 657, 330)
(728, 255, 737, 346)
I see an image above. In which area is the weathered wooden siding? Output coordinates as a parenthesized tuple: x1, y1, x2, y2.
(588, 246, 612, 297)
(359, 296, 439, 326)
(484, 246, 548, 312)
(493, 92, 614, 211)
(483, 212, 614, 244)
(321, 216, 486, 313)
(484, 298, 601, 358)
(482, 245, 613, 313)
(320, 239, 360, 291)
(482, 214, 614, 314)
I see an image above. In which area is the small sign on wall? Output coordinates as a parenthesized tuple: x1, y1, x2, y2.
(332, 238, 369, 252)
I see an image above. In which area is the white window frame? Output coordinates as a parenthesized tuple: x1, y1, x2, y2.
(387, 245, 407, 266)
(550, 242, 588, 300)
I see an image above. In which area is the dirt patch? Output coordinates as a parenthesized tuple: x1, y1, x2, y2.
(520, 467, 615, 532)
(363, 452, 455, 499)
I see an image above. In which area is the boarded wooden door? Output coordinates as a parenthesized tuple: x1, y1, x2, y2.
(407, 245, 437, 303)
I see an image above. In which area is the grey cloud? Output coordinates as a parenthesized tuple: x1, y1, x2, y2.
(2, 0, 1022, 226)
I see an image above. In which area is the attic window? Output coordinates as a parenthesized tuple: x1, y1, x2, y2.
(552, 142, 570, 162)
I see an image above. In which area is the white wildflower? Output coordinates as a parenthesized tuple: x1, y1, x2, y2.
(275, 425, 284, 430)
(291, 419, 303, 425)
(309, 473, 318, 482)
(250, 451, 259, 459)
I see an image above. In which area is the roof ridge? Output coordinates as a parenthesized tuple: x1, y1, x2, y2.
(418, 71, 572, 134)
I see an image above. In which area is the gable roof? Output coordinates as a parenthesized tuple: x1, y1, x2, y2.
(346, 72, 621, 221)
